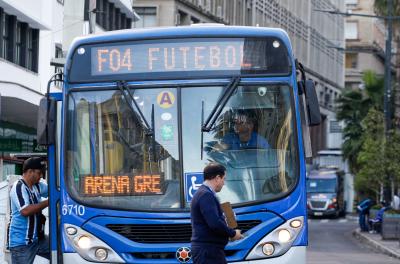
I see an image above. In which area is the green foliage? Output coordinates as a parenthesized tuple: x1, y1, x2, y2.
(354, 108, 400, 198)
(385, 130, 400, 185)
(336, 71, 384, 174)
(374, 0, 400, 19)
(356, 109, 385, 196)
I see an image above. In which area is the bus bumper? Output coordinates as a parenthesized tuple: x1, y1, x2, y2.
(230, 246, 306, 264)
(63, 246, 306, 264)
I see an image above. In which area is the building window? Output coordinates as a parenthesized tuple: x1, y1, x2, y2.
(0, 9, 39, 72)
(27, 28, 39, 72)
(345, 21, 358, 40)
(116, 8, 121, 29)
(95, 0, 102, 25)
(121, 13, 126, 29)
(15, 22, 22, 65)
(102, 0, 108, 30)
(109, 3, 115, 30)
(345, 0, 358, 9)
(345, 53, 358, 69)
(96, 0, 132, 30)
(133, 7, 157, 28)
(1, 13, 9, 59)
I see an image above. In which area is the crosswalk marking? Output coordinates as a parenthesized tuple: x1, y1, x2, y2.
(307, 218, 357, 224)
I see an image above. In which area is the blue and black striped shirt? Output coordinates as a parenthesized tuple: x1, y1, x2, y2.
(9, 178, 48, 247)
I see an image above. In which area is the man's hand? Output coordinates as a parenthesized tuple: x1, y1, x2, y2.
(212, 142, 228, 151)
(20, 199, 49, 217)
(231, 229, 243, 241)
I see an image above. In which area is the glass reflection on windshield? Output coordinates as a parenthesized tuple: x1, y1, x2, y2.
(182, 84, 298, 206)
(67, 89, 181, 210)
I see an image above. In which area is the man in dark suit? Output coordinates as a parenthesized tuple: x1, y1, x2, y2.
(190, 163, 242, 264)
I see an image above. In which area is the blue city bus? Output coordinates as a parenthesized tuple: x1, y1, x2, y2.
(38, 25, 321, 264)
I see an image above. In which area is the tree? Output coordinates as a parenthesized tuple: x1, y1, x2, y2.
(356, 108, 400, 201)
(374, 0, 400, 20)
(356, 109, 385, 200)
(336, 71, 384, 173)
(385, 129, 400, 193)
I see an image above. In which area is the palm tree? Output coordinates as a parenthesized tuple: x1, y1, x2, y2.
(336, 71, 384, 173)
(374, 0, 400, 18)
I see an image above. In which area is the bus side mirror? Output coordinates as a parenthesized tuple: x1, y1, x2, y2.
(37, 97, 56, 145)
(304, 80, 321, 126)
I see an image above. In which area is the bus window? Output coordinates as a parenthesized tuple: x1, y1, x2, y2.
(182, 84, 297, 205)
(67, 89, 182, 210)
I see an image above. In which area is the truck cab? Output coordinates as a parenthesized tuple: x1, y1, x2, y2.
(306, 168, 346, 218)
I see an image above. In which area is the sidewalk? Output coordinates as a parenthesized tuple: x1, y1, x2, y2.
(353, 228, 400, 260)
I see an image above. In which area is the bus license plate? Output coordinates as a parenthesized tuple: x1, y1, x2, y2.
(314, 212, 323, 216)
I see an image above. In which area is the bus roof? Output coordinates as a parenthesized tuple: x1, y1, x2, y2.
(307, 169, 339, 179)
(66, 25, 292, 68)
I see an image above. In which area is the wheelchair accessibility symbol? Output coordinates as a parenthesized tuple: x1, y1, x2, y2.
(184, 172, 204, 202)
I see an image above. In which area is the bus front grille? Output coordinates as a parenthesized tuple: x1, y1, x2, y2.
(310, 200, 327, 209)
(106, 220, 261, 243)
(131, 250, 238, 259)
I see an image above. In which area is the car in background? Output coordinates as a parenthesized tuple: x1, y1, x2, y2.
(307, 167, 346, 218)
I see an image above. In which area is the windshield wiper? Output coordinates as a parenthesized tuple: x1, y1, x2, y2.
(117, 81, 153, 136)
(202, 76, 241, 132)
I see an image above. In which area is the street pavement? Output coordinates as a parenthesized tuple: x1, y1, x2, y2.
(307, 216, 399, 264)
(353, 227, 400, 260)
(1, 181, 399, 263)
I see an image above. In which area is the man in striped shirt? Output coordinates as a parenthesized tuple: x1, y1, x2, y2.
(9, 157, 49, 264)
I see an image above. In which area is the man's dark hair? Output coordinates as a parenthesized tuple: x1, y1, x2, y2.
(204, 163, 226, 180)
(234, 109, 257, 125)
(23, 157, 46, 173)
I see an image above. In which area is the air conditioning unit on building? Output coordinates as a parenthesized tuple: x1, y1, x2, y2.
(216, 6, 222, 17)
(175, 13, 181, 25)
(205, 0, 211, 12)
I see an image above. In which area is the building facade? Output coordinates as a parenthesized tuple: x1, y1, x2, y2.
(133, 0, 345, 156)
(0, 0, 137, 180)
(344, 0, 386, 89)
(343, 0, 400, 129)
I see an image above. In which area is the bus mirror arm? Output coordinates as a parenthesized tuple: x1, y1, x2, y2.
(295, 60, 321, 126)
(37, 73, 63, 146)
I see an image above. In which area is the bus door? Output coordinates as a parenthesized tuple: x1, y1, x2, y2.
(37, 92, 63, 263)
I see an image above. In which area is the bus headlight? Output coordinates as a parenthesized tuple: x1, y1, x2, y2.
(262, 243, 275, 256)
(278, 229, 291, 243)
(64, 224, 125, 263)
(76, 235, 91, 249)
(95, 248, 108, 261)
(246, 216, 304, 260)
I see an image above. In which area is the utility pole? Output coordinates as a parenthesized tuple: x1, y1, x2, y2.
(383, 0, 393, 204)
(384, 0, 393, 136)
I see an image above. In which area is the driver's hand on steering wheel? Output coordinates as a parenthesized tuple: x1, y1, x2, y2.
(212, 142, 229, 151)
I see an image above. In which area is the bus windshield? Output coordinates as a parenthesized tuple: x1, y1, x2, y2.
(66, 83, 298, 210)
(307, 178, 337, 193)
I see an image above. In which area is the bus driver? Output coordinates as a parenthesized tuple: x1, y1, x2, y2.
(219, 110, 269, 150)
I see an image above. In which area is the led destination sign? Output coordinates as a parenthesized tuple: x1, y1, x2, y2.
(81, 175, 163, 196)
(92, 40, 247, 75)
(88, 38, 290, 77)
